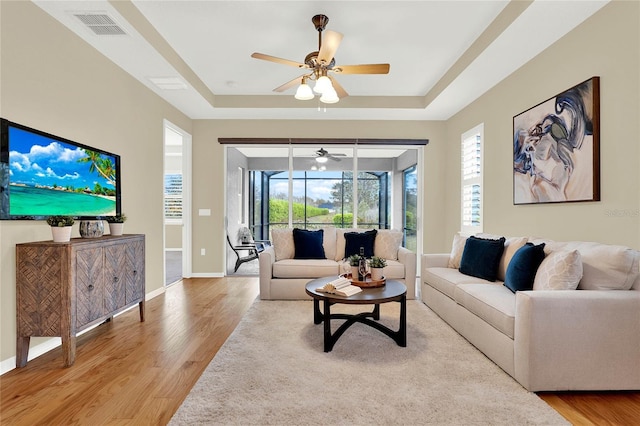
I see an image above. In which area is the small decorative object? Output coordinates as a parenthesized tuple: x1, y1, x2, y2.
(46, 215, 74, 243)
(238, 226, 253, 244)
(513, 77, 600, 204)
(369, 256, 387, 281)
(358, 247, 367, 281)
(79, 220, 104, 238)
(106, 214, 127, 236)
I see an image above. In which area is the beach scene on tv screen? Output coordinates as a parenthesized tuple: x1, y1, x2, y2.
(8, 126, 117, 217)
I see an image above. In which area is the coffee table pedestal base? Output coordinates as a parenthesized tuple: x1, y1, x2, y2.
(313, 297, 407, 352)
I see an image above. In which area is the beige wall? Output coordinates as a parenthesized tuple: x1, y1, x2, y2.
(164, 224, 183, 249)
(0, 2, 191, 363)
(443, 1, 640, 249)
(190, 119, 447, 273)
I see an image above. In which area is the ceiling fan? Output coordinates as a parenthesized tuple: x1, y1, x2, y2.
(251, 14, 390, 104)
(314, 147, 346, 163)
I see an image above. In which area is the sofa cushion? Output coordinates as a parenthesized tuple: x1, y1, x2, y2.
(423, 267, 497, 299)
(271, 228, 294, 261)
(504, 243, 546, 293)
(459, 236, 506, 282)
(344, 229, 377, 258)
(454, 283, 516, 339)
(335, 228, 358, 260)
(448, 232, 467, 268)
(374, 229, 403, 260)
(533, 250, 583, 290)
(322, 227, 337, 261)
(293, 228, 326, 259)
(530, 239, 639, 290)
(273, 259, 339, 278)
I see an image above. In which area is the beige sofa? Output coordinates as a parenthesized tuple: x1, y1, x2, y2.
(259, 228, 417, 300)
(421, 234, 640, 392)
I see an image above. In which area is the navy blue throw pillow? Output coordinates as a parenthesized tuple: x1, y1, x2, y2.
(344, 229, 377, 258)
(459, 236, 506, 282)
(504, 242, 546, 293)
(293, 228, 326, 259)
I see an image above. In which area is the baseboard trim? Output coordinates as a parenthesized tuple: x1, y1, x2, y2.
(0, 287, 166, 376)
(190, 272, 225, 278)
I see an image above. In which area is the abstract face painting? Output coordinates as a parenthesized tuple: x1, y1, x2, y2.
(513, 77, 600, 204)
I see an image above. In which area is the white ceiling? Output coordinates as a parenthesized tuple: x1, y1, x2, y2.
(34, 0, 609, 121)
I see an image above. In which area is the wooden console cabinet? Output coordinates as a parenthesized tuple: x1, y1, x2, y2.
(16, 234, 145, 367)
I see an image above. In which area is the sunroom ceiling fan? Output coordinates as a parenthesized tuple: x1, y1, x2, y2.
(251, 14, 390, 104)
(314, 147, 346, 163)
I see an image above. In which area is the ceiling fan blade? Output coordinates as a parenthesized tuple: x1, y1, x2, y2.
(328, 76, 349, 98)
(273, 75, 304, 93)
(333, 64, 390, 74)
(251, 52, 306, 69)
(317, 30, 343, 65)
(327, 154, 342, 162)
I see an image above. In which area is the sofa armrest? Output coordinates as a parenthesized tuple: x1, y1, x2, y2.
(421, 253, 450, 277)
(258, 246, 275, 299)
(514, 290, 640, 391)
(398, 247, 417, 299)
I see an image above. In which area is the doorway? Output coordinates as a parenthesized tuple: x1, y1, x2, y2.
(163, 120, 192, 285)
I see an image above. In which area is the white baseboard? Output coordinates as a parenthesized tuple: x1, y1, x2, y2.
(0, 286, 166, 376)
(190, 272, 225, 278)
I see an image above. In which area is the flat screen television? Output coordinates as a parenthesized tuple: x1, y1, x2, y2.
(0, 118, 121, 220)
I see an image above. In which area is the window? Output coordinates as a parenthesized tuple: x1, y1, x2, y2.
(164, 173, 182, 221)
(249, 170, 390, 237)
(461, 124, 483, 234)
(403, 165, 417, 251)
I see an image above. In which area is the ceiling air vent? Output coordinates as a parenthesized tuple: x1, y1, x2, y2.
(74, 13, 126, 36)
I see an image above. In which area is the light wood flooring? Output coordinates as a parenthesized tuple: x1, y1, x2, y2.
(1, 277, 639, 425)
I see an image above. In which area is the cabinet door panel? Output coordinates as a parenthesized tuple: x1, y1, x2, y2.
(125, 239, 145, 303)
(76, 247, 105, 328)
(105, 244, 127, 312)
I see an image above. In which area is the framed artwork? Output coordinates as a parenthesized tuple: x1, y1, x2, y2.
(513, 77, 600, 205)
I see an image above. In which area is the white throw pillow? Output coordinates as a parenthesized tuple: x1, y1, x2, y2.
(271, 228, 294, 261)
(374, 229, 403, 260)
(447, 233, 467, 268)
(498, 237, 528, 282)
(322, 227, 337, 261)
(533, 250, 583, 290)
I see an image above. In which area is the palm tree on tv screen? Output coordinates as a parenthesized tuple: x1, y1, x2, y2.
(78, 149, 116, 186)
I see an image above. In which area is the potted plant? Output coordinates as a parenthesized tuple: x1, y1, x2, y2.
(347, 254, 362, 278)
(46, 215, 75, 242)
(106, 214, 127, 236)
(369, 256, 387, 281)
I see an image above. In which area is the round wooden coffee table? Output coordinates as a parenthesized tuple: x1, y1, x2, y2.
(305, 277, 407, 352)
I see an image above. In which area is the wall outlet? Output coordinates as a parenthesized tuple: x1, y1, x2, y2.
(200, 248, 206, 256)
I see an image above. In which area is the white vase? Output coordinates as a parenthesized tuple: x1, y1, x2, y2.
(351, 265, 360, 279)
(371, 267, 384, 281)
(109, 222, 124, 236)
(51, 226, 72, 243)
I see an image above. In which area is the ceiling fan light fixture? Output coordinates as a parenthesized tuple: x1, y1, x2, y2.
(314, 75, 332, 94)
(320, 87, 339, 104)
(316, 155, 329, 163)
(294, 80, 314, 100)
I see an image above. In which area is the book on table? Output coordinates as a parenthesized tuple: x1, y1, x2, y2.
(316, 276, 362, 296)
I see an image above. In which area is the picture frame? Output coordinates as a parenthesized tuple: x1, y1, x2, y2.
(513, 77, 600, 205)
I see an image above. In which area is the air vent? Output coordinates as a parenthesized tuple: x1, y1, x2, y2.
(74, 13, 126, 36)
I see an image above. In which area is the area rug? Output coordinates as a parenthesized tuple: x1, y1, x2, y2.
(170, 300, 568, 425)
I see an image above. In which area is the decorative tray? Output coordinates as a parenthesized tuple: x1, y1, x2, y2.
(341, 273, 386, 288)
